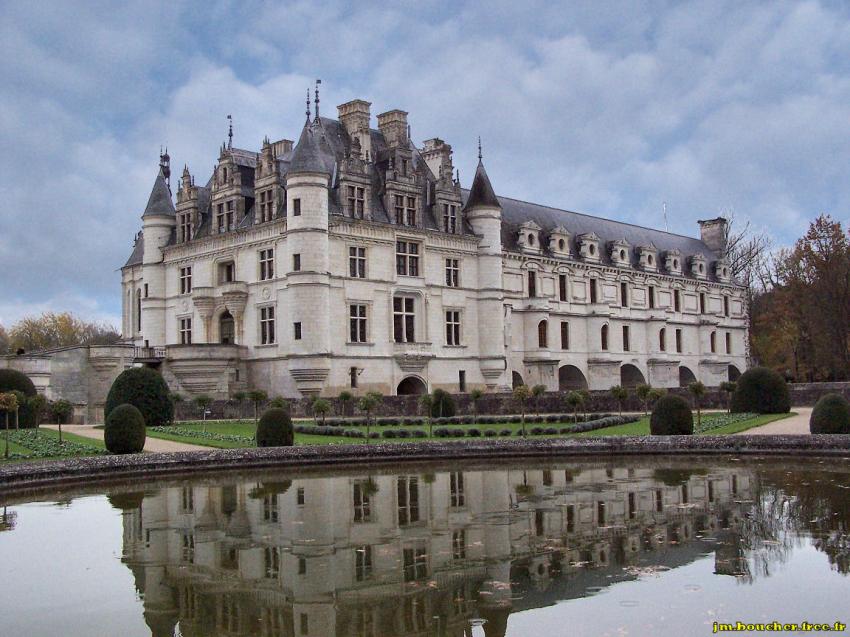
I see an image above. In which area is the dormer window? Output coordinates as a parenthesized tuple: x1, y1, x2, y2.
(578, 233, 601, 261)
(665, 249, 683, 275)
(258, 189, 274, 223)
(178, 212, 193, 243)
(690, 253, 708, 279)
(517, 221, 542, 253)
(394, 194, 417, 226)
(638, 245, 658, 272)
(714, 259, 731, 282)
(442, 203, 458, 233)
(548, 226, 572, 257)
(347, 185, 366, 219)
(609, 240, 631, 267)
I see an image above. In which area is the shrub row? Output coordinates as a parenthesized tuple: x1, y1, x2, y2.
(309, 413, 617, 428)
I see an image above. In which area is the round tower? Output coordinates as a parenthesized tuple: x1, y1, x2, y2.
(139, 160, 176, 346)
(464, 154, 508, 389)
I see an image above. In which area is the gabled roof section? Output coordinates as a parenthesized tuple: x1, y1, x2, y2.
(288, 119, 332, 176)
(463, 160, 500, 210)
(142, 167, 175, 217)
(123, 233, 144, 268)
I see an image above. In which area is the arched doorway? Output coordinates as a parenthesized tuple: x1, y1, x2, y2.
(678, 366, 697, 387)
(728, 364, 741, 381)
(397, 376, 427, 395)
(558, 365, 588, 391)
(220, 310, 235, 344)
(620, 364, 646, 388)
(512, 371, 525, 388)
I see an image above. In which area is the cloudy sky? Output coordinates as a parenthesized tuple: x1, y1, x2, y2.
(2, 0, 849, 328)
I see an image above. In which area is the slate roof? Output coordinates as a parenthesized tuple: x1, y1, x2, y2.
(288, 119, 334, 175)
(124, 233, 144, 267)
(141, 167, 175, 217)
(464, 160, 500, 210)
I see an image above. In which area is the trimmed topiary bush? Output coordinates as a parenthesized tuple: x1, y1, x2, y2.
(104, 403, 146, 454)
(0, 369, 38, 427)
(467, 428, 481, 437)
(256, 408, 294, 447)
(650, 395, 694, 435)
(810, 393, 850, 434)
(105, 367, 173, 427)
(430, 389, 456, 418)
(730, 367, 790, 414)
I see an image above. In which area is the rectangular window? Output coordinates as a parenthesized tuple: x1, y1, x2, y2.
(297, 487, 305, 505)
(264, 546, 280, 579)
(628, 492, 637, 519)
(292, 198, 301, 216)
(560, 321, 569, 349)
(263, 494, 278, 522)
(181, 532, 195, 563)
(393, 297, 415, 343)
(674, 289, 681, 312)
(216, 203, 226, 233)
(225, 199, 235, 230)
(397, 476, 420, 526)
(298, 557, 306, 575)
(260, 306, 276, 345)
(394, 194, 416, 226)
(353, 481, 372, 522)
(179, 317, 192, 345)
(349, 247, 366, 278)
(292, 253, 301, 272)
(726, 332, 732, 354)
(452, 530, 466, 560)
(179, 266, 192, 294)
(621, 282, 629, 308)
(350, 366, 358, 389)
(559, 274, 568, 302)
(566, 505, 575, 533)
(699, 293, 706, 314)
(144, 283, 148, 298)
(347, 185, 365, 219)
(402, 543, 428, 582)
(648, 286, 655, 309)
(710, 332, 717, 353)
(442, 203, 458, 233)
(349, 304, 367, 343)
(259, 249, 274, 280)
(623, 325, 630, 351)
(724, 296, 730, 317)
(405, 196, 416, 226)
(219, 261, 235, 283)
(293, 322, 302, 340)
(355, 545, 373, 581)
(258, 189, 274, 223)
(445, 258, 459, 287)
(528, 271, 537, 297)
(394, 194, 405, 225)
(396, 241, 419, 276)
(179, 212, 193, 243)
(590, 278, 598, 303)
(445, 310, 461, 346)
(450, 471, 465, 507)
(458, 370, 466, 392)
(181, 487, 194, 512)
(676, 328, 683, 353)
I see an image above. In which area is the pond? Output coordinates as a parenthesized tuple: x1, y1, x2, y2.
(1, 457, 849, 636)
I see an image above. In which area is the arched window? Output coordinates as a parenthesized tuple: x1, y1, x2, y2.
(601, 324, 609, 351)
(538, 320, 548, 348)
(710, 331, 717, 353)
(659, 328, 666, 352)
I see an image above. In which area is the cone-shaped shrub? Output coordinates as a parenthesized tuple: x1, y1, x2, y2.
(104, 403, 146, 454)
(256, 408, 294, 447)
(730, 367, 790, 414)
(810, 394, 850, 434)
(650, 394, 694, 435)
(105, 367, 173, 427)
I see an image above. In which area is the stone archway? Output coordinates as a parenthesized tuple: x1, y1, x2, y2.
(558, 365, 588, 391)
(512, 371, 525, 388)
(397, 376, 427, 395)
(678, 366, 697, 387)
(620, 363, 646, 388)
(728, 364, 741, 381)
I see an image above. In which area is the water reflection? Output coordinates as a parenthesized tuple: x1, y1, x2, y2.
(108, 464, 781, 637)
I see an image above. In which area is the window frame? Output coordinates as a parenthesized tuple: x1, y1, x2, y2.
(445, 309, 462, 346)
(348, 246, 366, 279)
(349, 303, 368, 344)
(393, 296, 416, 343)
(179, 316, 192, 345)
(259, 248, 275, 281)
(396, 240, 420, 277)
(445, 258, 460, 287)
(259, 305, 276, 345)
(179, 266, 192, 295)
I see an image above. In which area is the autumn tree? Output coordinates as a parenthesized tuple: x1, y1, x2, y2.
(7, 312, 120, 353)
(0, 325, 9, 355)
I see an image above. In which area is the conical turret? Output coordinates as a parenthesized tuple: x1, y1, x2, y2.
(464, 158, 500, 211)
(142, 167, 176, 218)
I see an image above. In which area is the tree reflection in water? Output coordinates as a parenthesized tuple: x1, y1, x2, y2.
(94, 461, 850, 637)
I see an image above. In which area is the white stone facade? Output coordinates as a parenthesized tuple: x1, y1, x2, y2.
(122, 97, 748, 398)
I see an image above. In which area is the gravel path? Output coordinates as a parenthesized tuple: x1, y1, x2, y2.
(42, 424, 208, 452)
(734, 408, 812, 435)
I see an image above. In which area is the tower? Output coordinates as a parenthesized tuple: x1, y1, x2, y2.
(139, 162, 176, 346)
(464, 151, 508, 389)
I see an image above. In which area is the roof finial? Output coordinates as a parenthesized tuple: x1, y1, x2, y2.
(478, 136, 482, 161)
(306, 88, 311, 122)
(227, 114, 233, 150)
(314, 79, 322, 119)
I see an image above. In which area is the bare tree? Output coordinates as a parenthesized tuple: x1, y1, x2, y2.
(720, 209, 772, 289)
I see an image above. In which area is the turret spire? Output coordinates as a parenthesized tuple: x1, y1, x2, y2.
(227, 115, 233, 150)
(314, 79, 321, 119)
(478, 136, 482, 161)
(305, 88, 311, 123)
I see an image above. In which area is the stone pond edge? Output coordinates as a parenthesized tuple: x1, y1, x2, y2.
(3, 434, 850, 497)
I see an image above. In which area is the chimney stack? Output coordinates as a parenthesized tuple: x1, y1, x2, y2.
(338, 99, 372, 160)
(377, 109, 409, 148)
(698, 217, 728, 255)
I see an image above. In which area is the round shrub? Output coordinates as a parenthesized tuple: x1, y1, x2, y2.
(105, 367, 173, 427)
(104, 403, 146, 454)
(544, 427, 557, 435)
(650, 395, 694, 435)
(430, 389, 456, 418)
(730, 367, 790, 414)
(411, 429, 427, 438)
(467, 428, 481, 437)
(810, 393, 850, 434)
(499, 429, 512, 437)
(484, 429, 498, 437)
(397, 429, 411, 438)
(0, 369, 38, 427)
(368, 432, 380, 439)
(382, 429, 397, 439)
(530, 426, 545, 435)
(256, 408, 294, 447)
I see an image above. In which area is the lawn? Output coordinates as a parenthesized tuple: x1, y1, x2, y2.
(575, 411, 795, 436)
(0, 427, 106, 462)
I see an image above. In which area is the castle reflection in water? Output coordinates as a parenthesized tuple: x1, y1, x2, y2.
(118, 464, 754, 637)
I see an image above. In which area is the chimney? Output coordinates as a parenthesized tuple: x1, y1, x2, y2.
(376, 109, 408, 148)
(421, 138, 453, 179)
(271, 138, 293, 157)
(698, 217, 728, 255)
(338, 99, 372, 160)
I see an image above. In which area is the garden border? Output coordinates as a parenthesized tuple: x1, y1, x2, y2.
(2, 434, 850, 498)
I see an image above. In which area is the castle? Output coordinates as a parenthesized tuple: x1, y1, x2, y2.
(121, 92, 748, 399)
